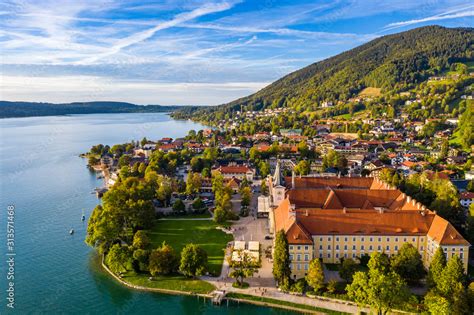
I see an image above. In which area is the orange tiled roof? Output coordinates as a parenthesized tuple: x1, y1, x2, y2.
(217, 165, 252, 174)
(273, 177, 469, 246)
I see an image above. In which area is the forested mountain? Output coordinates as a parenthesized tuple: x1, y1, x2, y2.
(173, 26, 473, 120)
(0, 101, 183, 118)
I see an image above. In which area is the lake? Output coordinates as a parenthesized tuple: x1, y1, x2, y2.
(0, 113, 292, 314)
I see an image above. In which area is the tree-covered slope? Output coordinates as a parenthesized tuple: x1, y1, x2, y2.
(173, 26, 473, 119)
(0, 101, 183, 118)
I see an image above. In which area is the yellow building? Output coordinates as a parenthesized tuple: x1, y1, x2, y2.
(269, 175, 470, 279)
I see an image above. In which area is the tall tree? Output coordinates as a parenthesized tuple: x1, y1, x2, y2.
(229, 250, 258, 286)
(149, 242, 178, 276)
(272, 230, 291, 286)
(347, 252, 411, 314)
(339, 258, 357, 283)
(306, 258, 325, 292)
(105, 244, 132, 274)
(427, 247, 446, 288)
(179, 244, 208, 277)
(390, 243, 425, 283)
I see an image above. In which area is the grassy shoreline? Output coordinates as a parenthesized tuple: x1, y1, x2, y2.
(226, 293, 349, 315)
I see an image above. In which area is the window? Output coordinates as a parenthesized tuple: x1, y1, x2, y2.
(460, 253, 464, 259)
(336, 237, 339, 242)
(386, 237, 390, 242)
(297, 264, 301, 270)
(451, 253, 455, 258)
(304, 254, 309, 261)
(378, 237, 381, 242)
(344, 237, 348, 242)
(394, 246, 398, 251)
(352, 237, 356, 242)
(369, 245, 373, 250)
(420, 238, 424, 242)
(304, 245, 309, 251)
(420, 246, 424, 251)
(290, 254, 294, 260)
(297, 246, 301, 251)
(327, 245, 331, 250)
(297, 254, 301, 261)
(336, 253, 339, 258)
(304, 263, 308, 271)
(344, 245, 348, 250)
(361, 245, 365, 250)
(319, 253, 323, 258)
(336, 245, 339, 250)
(369, 237, 373, 242)
(289, 245, 294, 250)
(378, 245, 381, 250)
(395, 238, 398, 242)
(319, 237, 323, 242)
(327, 253, 331, 258)
(361, 237, 365, 242)
(403, 238, 407, 242)
(352, 253, 356, 258)
(352, 245, 356, 250)
(412, 238, 416, 242)
(386, 245, 390, 251)
(328, 237, 331, 241)
(319, 245, 323, 250)
(452, 248, 455, 251)
(460, 248, 463, 252)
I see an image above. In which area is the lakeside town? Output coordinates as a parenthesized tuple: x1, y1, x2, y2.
(84, 83, 474, 314)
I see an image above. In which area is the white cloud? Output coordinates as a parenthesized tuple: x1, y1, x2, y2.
(384, 4, 474, 30)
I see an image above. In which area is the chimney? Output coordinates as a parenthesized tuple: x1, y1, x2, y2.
(421, 210, 426, 216)
(407, 196, 411, 203)
(305, 210, 309, 216)
(378, 208, 384, 214)
(343, 207, 347, 214)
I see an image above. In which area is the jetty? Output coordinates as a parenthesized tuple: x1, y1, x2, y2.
(211, 290, 226, 305)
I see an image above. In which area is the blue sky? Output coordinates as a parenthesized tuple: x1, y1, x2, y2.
(1, 0, 473, 105)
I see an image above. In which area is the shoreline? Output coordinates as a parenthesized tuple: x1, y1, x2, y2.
(100, 256, 345, 314)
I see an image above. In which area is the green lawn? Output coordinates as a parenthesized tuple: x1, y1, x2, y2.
(148, 219, 233, 275)
(164, 212, 212, 219)
(226, 293, 348, 315)
(123, 272, 215, 294)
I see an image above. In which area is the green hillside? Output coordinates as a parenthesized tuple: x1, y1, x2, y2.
(173, 26, 473, 121)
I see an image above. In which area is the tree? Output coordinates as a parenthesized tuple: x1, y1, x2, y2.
(132, 230, 150, 249)
(272, 230, 291, 286)
(427, 247, 446, 288)
(179, 244, 208, 277)
(149, 242, 178, 276)
(133, 248, 150, 272)
(339, 258, 357, 283)
(306, 258, 324, 292)
(347, 252, 411, 314)
(192, 198, 206, 213)
(240, 186, 252, 208)
(229, 250, 258, 286)
(172, 199, 185, 212)
(390, 243, 425, 283)
(437, 255, 465, 297)
(213, 206, 227, 224)
(186, 172, 201, 195)
(294, 160, 310, 175)
(105, 244, 132, 274)
(367, 251, 391, 274)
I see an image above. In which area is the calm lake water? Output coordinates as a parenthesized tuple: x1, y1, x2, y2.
(0, 113, 293, 314)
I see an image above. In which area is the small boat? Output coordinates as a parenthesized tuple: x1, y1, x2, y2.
(81, 210, 86, 221)
(69, 229, 74, 235)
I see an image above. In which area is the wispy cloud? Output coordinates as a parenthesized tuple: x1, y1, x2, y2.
(75, 2, 236, 65)
(384, 4, 474, 30)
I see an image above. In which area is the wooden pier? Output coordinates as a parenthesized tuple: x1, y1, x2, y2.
(211, 290, 226, 305)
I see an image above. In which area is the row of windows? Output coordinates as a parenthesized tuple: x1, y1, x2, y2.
(289, 245, 310, 251)
(290, 254, 310, 261)
(291, 263, 309, 271)
(317, 244, 424, 251)
(317, 236, 423, 243)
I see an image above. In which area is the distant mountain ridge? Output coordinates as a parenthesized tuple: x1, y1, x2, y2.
(173, 25, 474, 120)
(0, 101, 185, 118)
